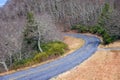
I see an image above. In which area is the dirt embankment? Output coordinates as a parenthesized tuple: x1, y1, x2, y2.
(0, 36, 84, 76)
(53, 40, 120, 80)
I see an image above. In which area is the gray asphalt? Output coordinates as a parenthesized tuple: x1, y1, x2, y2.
(0, 33, 100, 80)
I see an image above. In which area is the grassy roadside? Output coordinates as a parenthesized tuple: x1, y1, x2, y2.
(0, 36, 85, 76)
(53, 41, 120, 80)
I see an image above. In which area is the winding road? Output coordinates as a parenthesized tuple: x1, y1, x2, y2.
(0, 34, 100, 80)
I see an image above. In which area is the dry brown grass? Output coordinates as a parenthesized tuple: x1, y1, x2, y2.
(53, 41, 120, 80)
(99, 40, 120, 48)
(63, 36, 84, 56)
(0, 36, 84, 76)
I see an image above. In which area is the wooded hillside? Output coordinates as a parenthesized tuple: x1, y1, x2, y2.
(0, 0, 120, 72)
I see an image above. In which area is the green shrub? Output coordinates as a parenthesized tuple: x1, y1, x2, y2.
(12, 58, 33, 69)
(25, 58, 34, 66)
(90, 26, 98, 34)
(72, 25, 88, 33)
(71, 25, 77, 30)
(78, 26, 87, 33)
(102, 32, 114, 44)
(97, 26, 105, 35)
(41, 41, 67, 58)
(33, 41, 68, 63)
(47, 42, 67, 56)
(33, 52, 48, 63)
(41, 41, 68, 52)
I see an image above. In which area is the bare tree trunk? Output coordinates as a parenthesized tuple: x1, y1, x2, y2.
(9, 54, 12, 66)
(38, 37, 43, 52)
(19, 51, 22, 60)
(38, 25, 43, 53)
(0, 62, 8, 72)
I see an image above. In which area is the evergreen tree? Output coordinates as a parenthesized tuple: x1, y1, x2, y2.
(21, 12, 39, 59)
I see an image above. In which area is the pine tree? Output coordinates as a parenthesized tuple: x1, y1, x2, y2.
(21, 12, 42, 59)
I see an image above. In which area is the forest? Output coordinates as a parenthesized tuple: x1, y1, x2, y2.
(0, 0, 120, 73)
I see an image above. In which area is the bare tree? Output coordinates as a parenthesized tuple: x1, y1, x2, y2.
(105, 10, 120, 36)
(1, 0, 111, 27)
(0, 18, 25, 71)
(35, 13, 62, 43)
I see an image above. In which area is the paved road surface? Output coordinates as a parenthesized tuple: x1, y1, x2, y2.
(0, 34, 100, 80)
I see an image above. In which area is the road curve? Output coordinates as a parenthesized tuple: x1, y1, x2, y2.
(0, 33, 100, 80)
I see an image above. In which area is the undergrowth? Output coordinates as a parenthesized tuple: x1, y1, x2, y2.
(11, 41, 68, 70)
